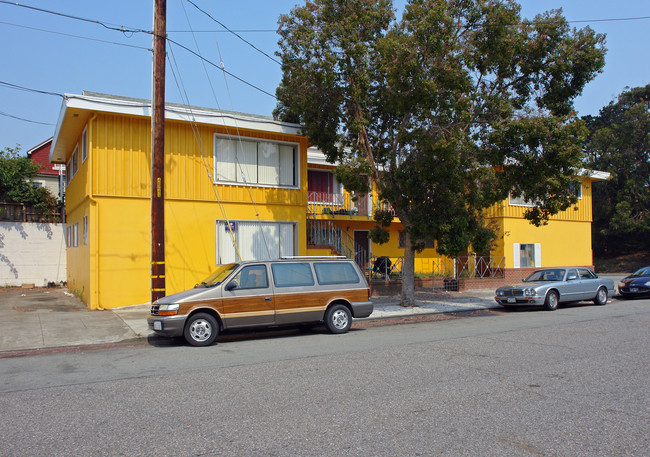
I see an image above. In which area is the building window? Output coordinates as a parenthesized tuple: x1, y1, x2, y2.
(308, 169, 341, 203)
(570, 182, 583, 199)
(214, 135, 298, 187)
(513, 243, 541, 268)
(66, 145, 79, 187)
(72, 223, 79, 248)
(508, 193, 536, 207)
(66, 226, 72, 248)
(83, 216, 88, 245)
(216, 220, 295, 264)
(82, 127, 88, 163)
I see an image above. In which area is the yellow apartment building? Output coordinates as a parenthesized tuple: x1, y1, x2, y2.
(51, 92, 308, 309)
(51, 91, 608, 308)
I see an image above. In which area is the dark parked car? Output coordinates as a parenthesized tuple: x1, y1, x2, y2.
(495, 267, 615, 311)
(618, 266, 650, 298)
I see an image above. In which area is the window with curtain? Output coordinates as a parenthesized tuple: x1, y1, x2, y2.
(214, 135, 298, 187)
(216, 220, 296, 264)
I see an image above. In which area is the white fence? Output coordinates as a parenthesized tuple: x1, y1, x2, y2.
(0, 222, 66, 286)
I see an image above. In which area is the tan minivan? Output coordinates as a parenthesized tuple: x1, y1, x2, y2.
(147, 257, 373, 346)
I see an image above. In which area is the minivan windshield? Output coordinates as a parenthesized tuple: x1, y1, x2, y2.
(197, 263, 238, 287)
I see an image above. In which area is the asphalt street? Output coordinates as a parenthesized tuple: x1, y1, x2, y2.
(0, 296, 647, 457)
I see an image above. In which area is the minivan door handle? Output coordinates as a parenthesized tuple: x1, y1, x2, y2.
(264, 297, 272, 301)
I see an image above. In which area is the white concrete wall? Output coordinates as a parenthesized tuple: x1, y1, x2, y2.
(0, 222, 66, 286)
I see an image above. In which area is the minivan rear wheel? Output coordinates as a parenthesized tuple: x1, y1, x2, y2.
(324, 304, 351, 334)
(184, 312, 218, 346)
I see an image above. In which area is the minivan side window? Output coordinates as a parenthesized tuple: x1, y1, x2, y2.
(271, 263, 315, 287)
(232, 265, 268, 289)
(314, 262, 360, 285)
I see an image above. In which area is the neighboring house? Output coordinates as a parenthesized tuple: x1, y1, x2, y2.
(26, 138, 66, 202)
(51, 91, 608, 309)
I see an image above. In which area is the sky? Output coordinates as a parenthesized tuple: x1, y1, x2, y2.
(1, 0, 648, 155)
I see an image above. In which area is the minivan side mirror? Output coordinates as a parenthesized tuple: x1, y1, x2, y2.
(225, 281, 238, 291)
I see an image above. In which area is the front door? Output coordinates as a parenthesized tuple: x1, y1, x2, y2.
(354, 230, 370, 270)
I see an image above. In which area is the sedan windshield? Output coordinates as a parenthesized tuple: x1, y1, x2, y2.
(197, 263, 239, 287)
(632, 267, 650, 277)
(526, 269, 566, 282)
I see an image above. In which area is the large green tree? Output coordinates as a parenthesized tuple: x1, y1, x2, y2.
(275, 0, 605, 305)
(583, 84, 650, 256)
(0, 146, 57, 216)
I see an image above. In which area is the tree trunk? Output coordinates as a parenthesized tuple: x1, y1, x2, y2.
(400, 231, 416, 307)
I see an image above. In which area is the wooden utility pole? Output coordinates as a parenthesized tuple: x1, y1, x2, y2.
(151, 0, 166, 303)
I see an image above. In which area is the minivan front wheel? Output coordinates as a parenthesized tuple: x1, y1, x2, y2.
(324, 304, 351, 334)
(184, 312, 218, 346)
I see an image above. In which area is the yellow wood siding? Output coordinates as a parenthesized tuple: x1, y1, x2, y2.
(484, 178, 593, 222)
(72, 112, 310, 308)
(91, 113, 308, 206)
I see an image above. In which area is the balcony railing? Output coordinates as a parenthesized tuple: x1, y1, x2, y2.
(307, 191, 396, 220)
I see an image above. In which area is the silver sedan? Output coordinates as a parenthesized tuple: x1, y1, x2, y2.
(495, 267, 615, 311)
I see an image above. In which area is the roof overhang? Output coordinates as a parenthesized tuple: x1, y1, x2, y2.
(307, 147, 336, 166)
(579, 169, 611, 181)
(50, 91, 304, 164)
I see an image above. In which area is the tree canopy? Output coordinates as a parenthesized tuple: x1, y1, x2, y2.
(0, 146, 57, 215)
(584, 84, 650, 256)
(275, 0, 606, 304)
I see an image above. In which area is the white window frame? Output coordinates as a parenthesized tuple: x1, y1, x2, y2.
(83, 215, 88, 245)
(513, 243, 541, 268)
(213, 134, 299, 189)
(81, 127, 88, 163)
(508, 193, 536, 207)
(72, 222, 79, 248)
(66, 145, 79, 187)
(215, 220, 296, 264)
(570, 182, 583, 199)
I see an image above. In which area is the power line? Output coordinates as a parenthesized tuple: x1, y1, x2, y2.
(166, 37, 277, 99)
(0, 21, 152, 51)
(0, 81, 64, 98)
(184, 0, 281, 65)
(0, 110, 55, 125)
(0, 0, 150, 35)
(168, 29, 276, 33)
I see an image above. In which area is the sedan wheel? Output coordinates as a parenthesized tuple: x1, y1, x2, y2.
(544, 290, 559, 311)
(594, 287, 608, 306)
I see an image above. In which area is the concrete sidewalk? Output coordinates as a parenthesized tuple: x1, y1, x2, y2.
(0, 286, 500, 354)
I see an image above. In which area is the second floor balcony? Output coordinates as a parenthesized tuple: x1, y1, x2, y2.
(307, 190, 396, 220)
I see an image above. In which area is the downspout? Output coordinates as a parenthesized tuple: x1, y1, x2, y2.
(87, 114, 102, 310)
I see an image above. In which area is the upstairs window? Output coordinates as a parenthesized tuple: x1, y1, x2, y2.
(66, 145, 78, 187)
(308, 169, 341, 204)
(81, 127, 88, 163)
(214, 136, 298, 187)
